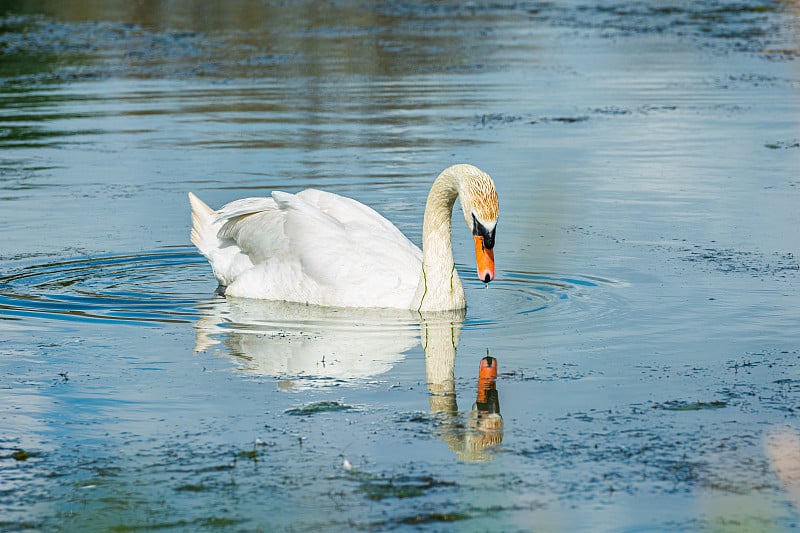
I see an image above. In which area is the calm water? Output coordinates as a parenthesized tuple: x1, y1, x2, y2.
(1, 1, 800, 531)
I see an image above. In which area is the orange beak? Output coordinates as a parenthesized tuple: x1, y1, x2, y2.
(477, 355, 498, 406)
(479, 355, 498, 381)
(474, 235, 495, 283)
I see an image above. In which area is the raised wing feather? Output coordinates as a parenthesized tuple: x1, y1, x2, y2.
(214, 196, 279, 223)
(214, 188, 422, 307)
(274, 190, 420, 290)
(296, 189, 412, 244)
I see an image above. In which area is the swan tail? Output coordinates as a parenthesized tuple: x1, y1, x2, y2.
(188, 192, 216, 255)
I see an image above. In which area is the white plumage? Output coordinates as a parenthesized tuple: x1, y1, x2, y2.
(189, 164, 498, 310)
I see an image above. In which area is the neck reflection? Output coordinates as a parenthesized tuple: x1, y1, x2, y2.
(422, 310, 504, 462)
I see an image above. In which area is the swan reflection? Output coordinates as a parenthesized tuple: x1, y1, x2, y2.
(425, 310, 504, 462)
(193, 298, 419, 379)
(193, 300, 502, 460)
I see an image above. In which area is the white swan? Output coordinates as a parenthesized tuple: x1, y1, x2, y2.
(188, 164, 498, 311)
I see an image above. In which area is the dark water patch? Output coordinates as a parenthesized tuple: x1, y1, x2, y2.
(284, 401, 354, 416)
(234, 449, 259, 461)
(728, 356, 767, 371)
(197, 516, 244, 528)
(348, 470, 457, 501)
(194, 463, 236, 474)
(5, 449, 41, 461)
(0, 247, 208, 326)
(497, 347, 800, 503)
(726, 351, 800, 413)
(0, 8, 492, 83)
(773, 378, 800, 385)
(537, 115, 590, 124)
(477, 112, 590, 128)
(395, 511, 470, 525)
(653, 400, 728, 411)
(395, 411, 435, 424)
(499, 364, 600, 383)
(379, 0, 792, 55)
(476, 112, 526, 127)
(765, 139, 800, 149)
(508, 428, 707, 500)
(683, 246, 798, 277)
(478, 103, 693, 130)
(593, 106, 633, 116)
(760, 47, 800, 60)
(714, 72, 795, 90)
(0, 15, 216, 85)
(0, 124, 105, 149)
(555, 1, 786, 51)
(641, 238, 800, 280)
(2, 0, 795, 87)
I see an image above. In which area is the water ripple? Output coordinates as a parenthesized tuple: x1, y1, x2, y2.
(0, 248, 207, 325)
(0, 248, 621, 330)
(462, 268, 624, 331)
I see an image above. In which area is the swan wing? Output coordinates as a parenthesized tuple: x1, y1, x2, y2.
(218, 189, 422, 308)
(214, 196, 279, 222)
(217, 200, 288, 265)
(189, 192, 261, 287)
(296, 189, 413, 246)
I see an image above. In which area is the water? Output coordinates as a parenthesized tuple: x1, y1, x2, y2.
(1, 1, 799, 531)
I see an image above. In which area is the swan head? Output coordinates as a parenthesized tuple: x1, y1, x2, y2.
(451, 165, 498, 284)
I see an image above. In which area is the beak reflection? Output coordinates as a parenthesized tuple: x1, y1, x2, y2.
(427, 349, 504, 462)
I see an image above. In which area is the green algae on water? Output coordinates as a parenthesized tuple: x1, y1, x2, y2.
(284, 401, 354, 416)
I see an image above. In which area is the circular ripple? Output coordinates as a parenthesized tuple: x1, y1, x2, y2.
(461, 267, 624, 331)
(0, 249, 622, 328)
(0, 248, 209, 325)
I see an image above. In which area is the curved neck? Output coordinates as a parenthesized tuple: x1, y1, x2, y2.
(416, 169, 466, 311)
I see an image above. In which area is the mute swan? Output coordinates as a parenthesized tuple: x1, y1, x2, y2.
(188, 163, 498, 311)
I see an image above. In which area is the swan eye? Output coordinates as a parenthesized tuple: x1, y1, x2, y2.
(472, 214, 496, 250)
